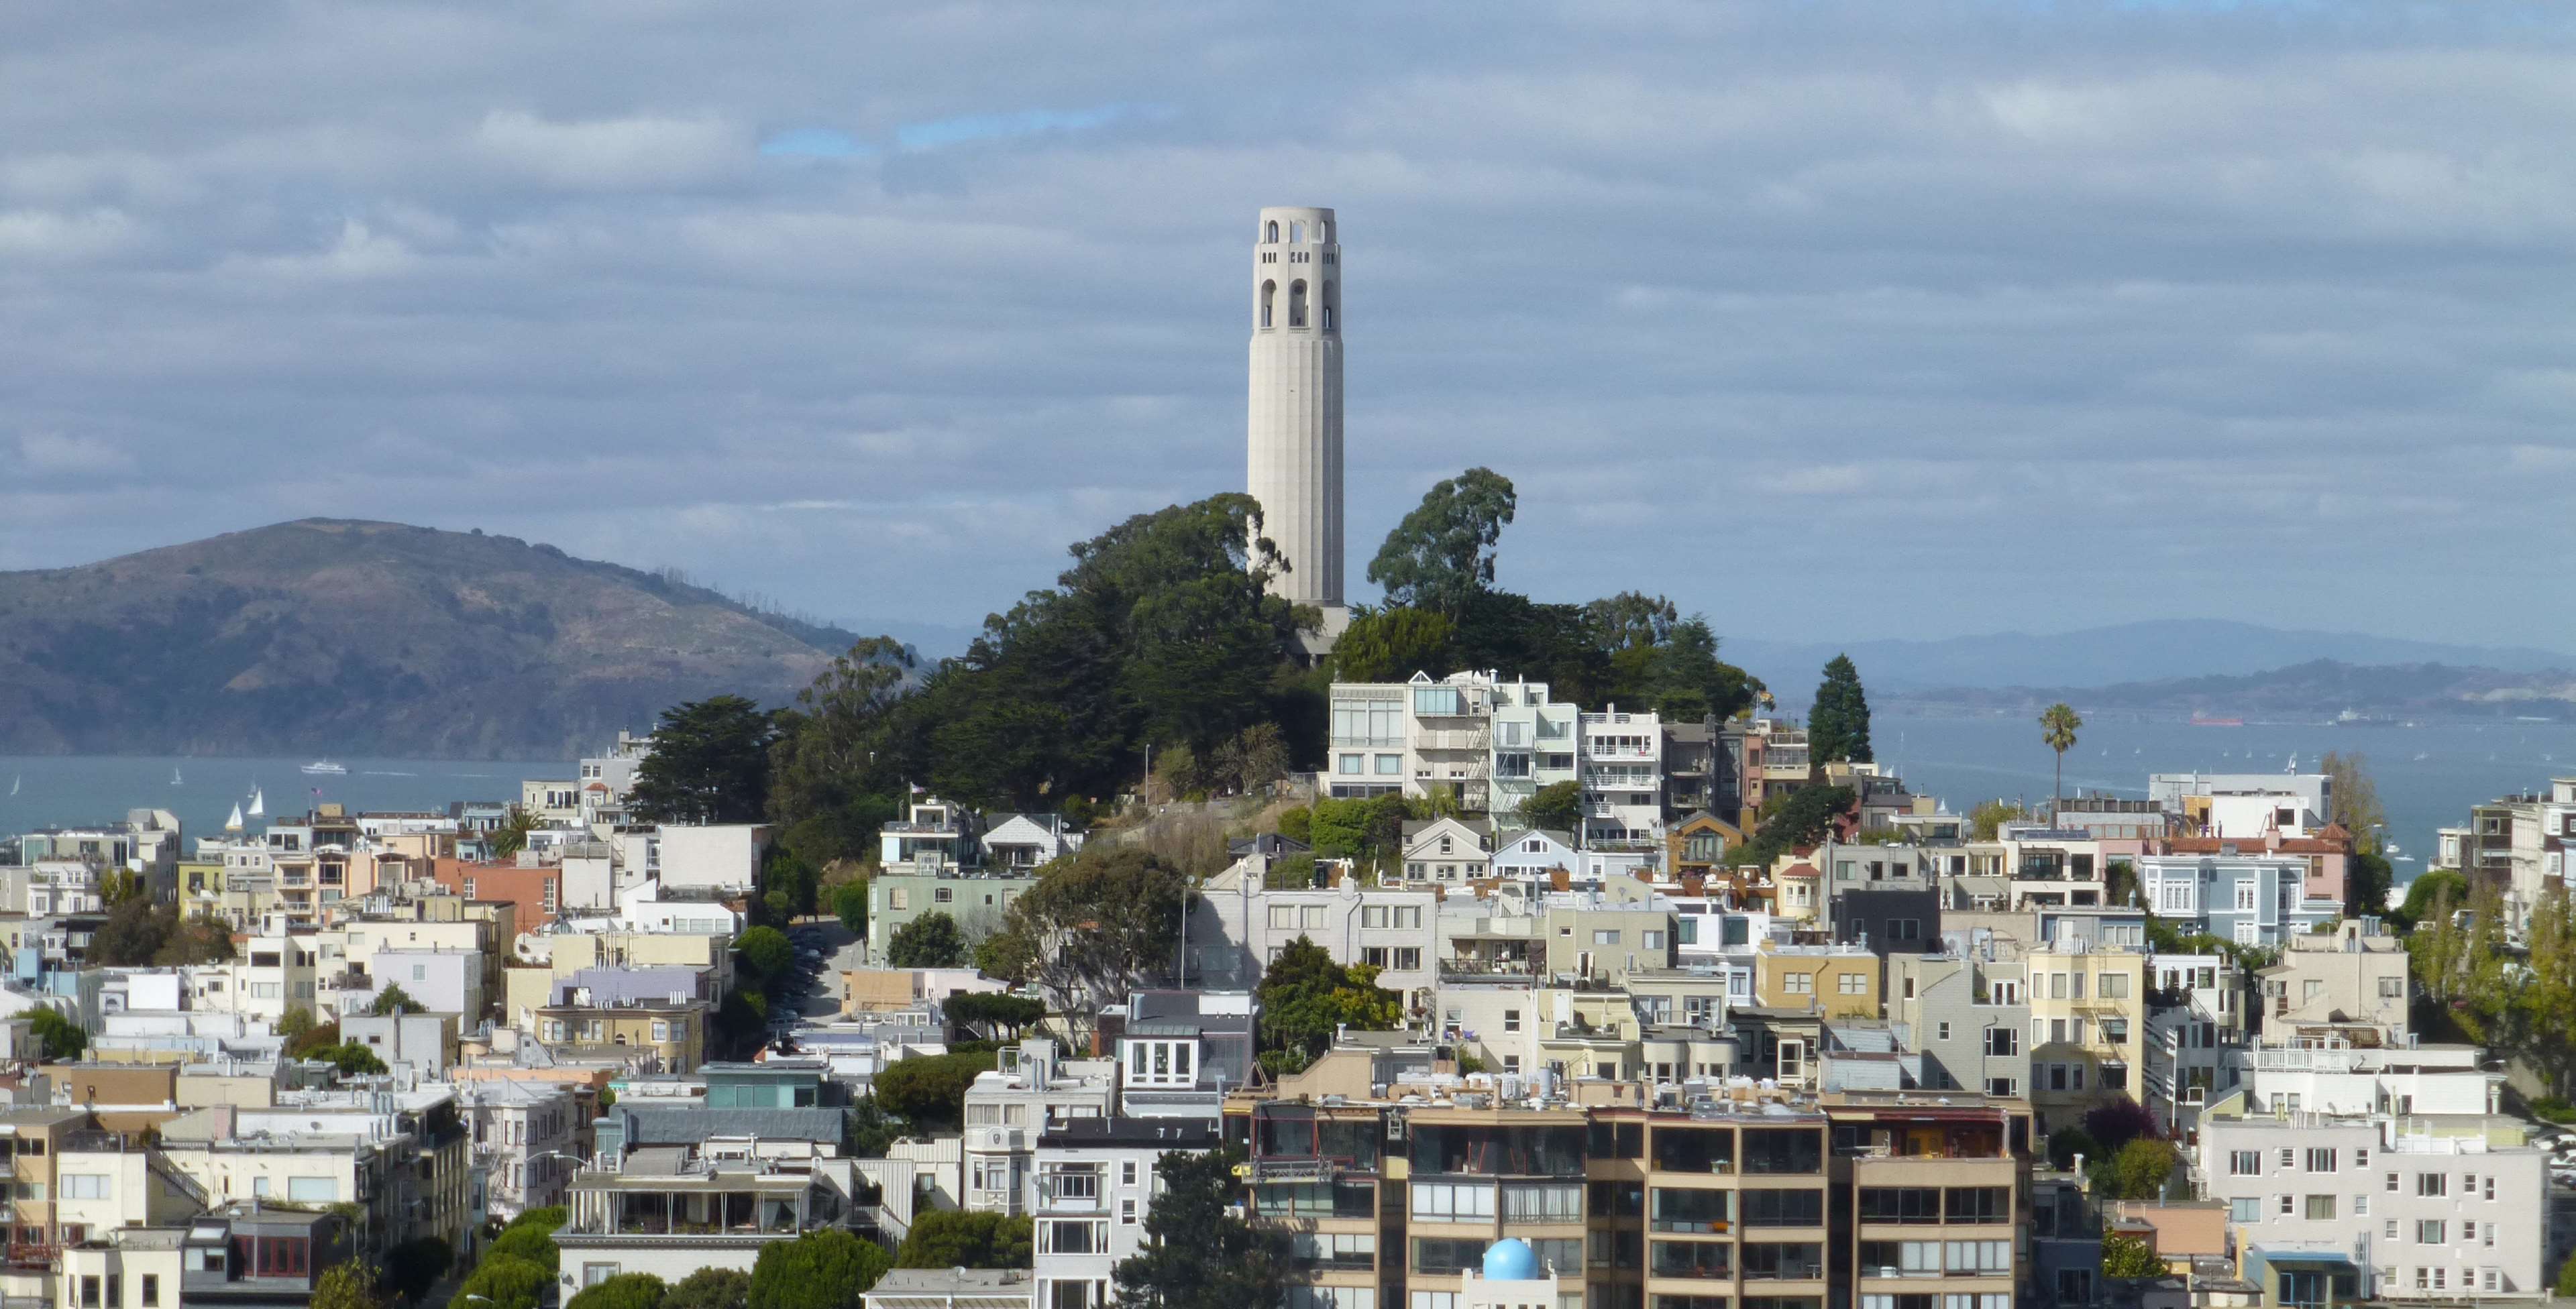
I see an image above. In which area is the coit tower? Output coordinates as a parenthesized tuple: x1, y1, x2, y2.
(1246, 205, 1344, 608)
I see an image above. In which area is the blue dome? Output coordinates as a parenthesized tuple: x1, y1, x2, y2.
(1482, 1239, 1542, 1282)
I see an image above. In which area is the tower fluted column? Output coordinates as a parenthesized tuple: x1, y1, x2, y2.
(1246, 206, 1344, 608)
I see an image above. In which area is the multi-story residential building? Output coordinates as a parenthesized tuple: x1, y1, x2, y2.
(2198, 1111, 2549, 1300)
(870, 796, 1030, 956)
(1968, 823, 2111, 910)
(2241, 1041, 2498, 1118)
(460, 1078, 584, 1221)
(1660, 720, 1716, 822)
(2150, 772, 2335, 839)
(1886, 953, 2032, 1098)
(1577, 709, 1662, 853)
(1492, 680, 1582, 822)
(177, 1202, 355, 1309)
(2141, 952, 2245, 1136)
(1751, 944, 1880, 1022)
(1031, 1117, 1221, 1309)
(2023, 944, 2147, 1133)
(2137, 853, 2340, 948)
(1105, 990, 1254, 1121)
(532, 983, 708, 1074)
(1231, 1082, 2031, 1309)
(555, 1142, 875, 1296)
(1326, 672, 1502, 809)
(577, 730, 655, 821)
(2259, 918, 2409, 1046)
(962, 1039, 1118, 1216)
(1664, 812, 1748, 884)
(1815, 844, 1939, 957)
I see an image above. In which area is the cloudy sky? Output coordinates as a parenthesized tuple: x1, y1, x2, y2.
(5, 1, 2573, 653)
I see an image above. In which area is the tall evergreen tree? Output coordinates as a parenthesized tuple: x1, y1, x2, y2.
(1807, 654, 1872, 764)
(629, 695, 779, 825)
(1114, 1149, 1289, 1309)
(1366, 468, 1517, 614)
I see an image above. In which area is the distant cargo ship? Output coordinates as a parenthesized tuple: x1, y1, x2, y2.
(2189, 713, 2245, 727)
(301, 760, 347, 775)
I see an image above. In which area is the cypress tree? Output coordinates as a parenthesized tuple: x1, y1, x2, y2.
(1808, 654, 1872, 764)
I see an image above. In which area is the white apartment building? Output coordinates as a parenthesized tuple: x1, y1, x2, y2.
(1576, 709, 1663, 852)
(2141, 952, 2245, 1137)
(961, 1039, 1118, 1216)
(2150, 772, 2334, 839)
(1031, 1117, 1223, 1309)
(1490, 680, 1580, 820)
(1324, 672, 1503, 807)
(2243, 1042, 2498, 1118)
(459, 1078, 583, 1220)
(2198, 1113, 2548, 1300)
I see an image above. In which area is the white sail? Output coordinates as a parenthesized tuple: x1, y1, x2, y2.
(225, 803, 245, 833)
(248, 787, 265, 818)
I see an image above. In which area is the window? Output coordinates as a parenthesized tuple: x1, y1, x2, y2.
(1984, 1028, 2017, 1057)
(2305, 1194, 2335, 1220)
(2229, 1196, 2260, 1222)
(1936, 1022, 1951, 1041)
(59, 1174, 109, 1199)
(2278, 1194, 2294, 1216)
(2354, 1194, 2367, 1216)
(1504, 1009, 1521, 1033)
(1040, 1220, 1110, 1255)
(2225, 1148, 2259, 1177)
(1120, 1199, 1136, 1225)
(1944, 1240, 2010, 1274)
(1784, 972, 1813, 995)
(1375, 754, 1401, 776)
(140, 1277, 156, 1309)
(1838, 972, 1866, 995)
(1595, 930, 1621, 946)
(2279, 1148, 2295, 1170)
(2416, 1220, 2446, 1245)
(1338, 754, 1362, 775)
(2307, 1147, 2337, 1173)
(2417, 1173, 2448, 1198)
(1739, 1188, 1823, 1227)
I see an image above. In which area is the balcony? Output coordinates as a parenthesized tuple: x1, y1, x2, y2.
(1416, 729, 1490, 751)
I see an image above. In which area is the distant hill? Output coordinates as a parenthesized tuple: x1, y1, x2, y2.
(1886, 658, 2576, 723)
(0, 519, 867, 758)
(1726, 619, 2576, 695)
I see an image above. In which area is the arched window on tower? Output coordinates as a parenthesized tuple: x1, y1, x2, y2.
(1265, 219, 1279, 243)
(1288, 280, 1308, 329)
(1322, 280, 1337, 332)
(1260, 280, 1276, 329)
(1289, 221, 1304, 244)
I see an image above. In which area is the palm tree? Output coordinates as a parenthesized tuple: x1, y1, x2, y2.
(2040, 703, 2084, 818)
(490, 804, 541, 859)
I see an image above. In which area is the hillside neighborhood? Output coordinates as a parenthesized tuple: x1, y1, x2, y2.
(3, 657, 2574, 1309)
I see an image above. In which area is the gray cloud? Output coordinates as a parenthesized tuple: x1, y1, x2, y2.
(1, 0, 2572, 652)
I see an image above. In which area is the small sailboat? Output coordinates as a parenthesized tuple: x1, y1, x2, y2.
(7, 775, 16, 796)
(171, 767, 182, 786)
(224, 803, 244, 833)
(247, 787, 265, 819)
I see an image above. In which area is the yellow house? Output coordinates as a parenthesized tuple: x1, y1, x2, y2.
(532, 999, 708, 1073)
(2024, 946, 2148, 1133)
(1752, 943, 1880, 1020)
(1666, 811, 1749, 880)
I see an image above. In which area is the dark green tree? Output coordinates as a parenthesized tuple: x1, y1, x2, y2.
(28, 1007, 85, 1060)
(1256, 939, 1402, 1074)
(458, 1257, 552, 1309)
(382, 1237, 452, 1302)
(368, 984, 425, 1017)
(735, 926, 796, 981)
(156, 910, 237, 965)
(768, 638, 916, 865)
(1366, 467, 1517, 614)
(833, 880, 869, 935)
(886, 912, 968, 969)
(2082, 1096, 2158, 1155)
(994, 846, 1189, 1021)
(325, 1043, 388, 1077)
(1807, 654, 1872, 765)
(870, 1051, 998, 1129)
(1330, 608, 1457, 682)
(1734, 785, 1856, 867)
(568, 1274, 668, 1309)
(89, 897, 169, 967)
(630, 695, 780, 825)
(486, 1207, 564, 1267)
(1113, 1149, 1289, 1309)
(661, 1269, 753, 1309)
(1643, 618, 1759, 722)
(2045, 1126, 2098, 1170)
(894, 1210, 1034, 1269)
(2101, 1230, 2163, 1279)
(1517, 781, 1583, 835)
(847, 1098, 908, 1156)
(943, 992, 1047, 1042)
(748, 1229, 892, 1309)
(2098, 1137, 2178, 1201)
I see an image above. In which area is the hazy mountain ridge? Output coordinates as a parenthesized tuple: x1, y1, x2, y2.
(0, 519, 850, 758)
(1727, 619, 2575, 695)
(1886, 658, 2576, 722)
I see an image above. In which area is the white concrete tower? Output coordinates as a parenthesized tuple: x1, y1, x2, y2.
(1246, 205, 1344, 608)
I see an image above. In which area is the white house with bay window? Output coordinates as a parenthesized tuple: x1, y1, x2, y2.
(961, 1039, 1116, 1216)
(1031, 1118, 1221, 1309)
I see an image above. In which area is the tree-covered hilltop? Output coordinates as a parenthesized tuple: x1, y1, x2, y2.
(750, 470, 1765, 868)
